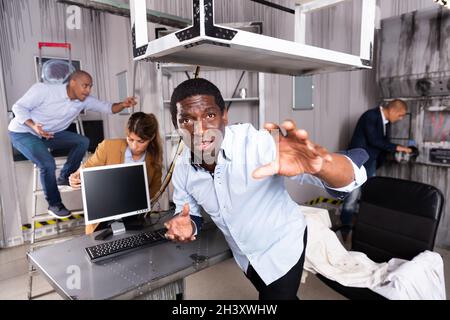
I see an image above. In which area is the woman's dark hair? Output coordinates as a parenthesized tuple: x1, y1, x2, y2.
(127, 112, 163, 167)
(170, 78, 225, 127)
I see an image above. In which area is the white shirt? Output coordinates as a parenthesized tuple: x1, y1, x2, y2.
(8, 83, 113, 135)
(172, 123, 367, 285)
(380, 106, 389, 136)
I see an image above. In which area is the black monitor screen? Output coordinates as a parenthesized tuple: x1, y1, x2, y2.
(82, 120, 104, 153)
(81, 163, 149, 223)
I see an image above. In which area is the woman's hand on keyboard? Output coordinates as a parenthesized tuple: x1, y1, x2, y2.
(164, 203, 196, 243)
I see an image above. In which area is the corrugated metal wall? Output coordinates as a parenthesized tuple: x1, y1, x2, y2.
(144, 1, 450, 249)
(0, 0, 130, 245)
(376, 1, 450, 248)
(216, 0, 449, 247)
(1, 0, 448, 247)
(0, 45, 23, 247)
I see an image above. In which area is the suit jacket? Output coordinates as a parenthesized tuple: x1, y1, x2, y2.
(349, 107, 397, 171)
(83, 139, 162, 234)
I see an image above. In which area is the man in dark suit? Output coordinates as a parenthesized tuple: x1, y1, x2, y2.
(340, 99, 412, 240)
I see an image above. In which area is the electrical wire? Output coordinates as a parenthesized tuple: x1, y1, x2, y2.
(194, 66, 200, 79)
(145, 138, 185, 217)
(132, 60, 139, 112)
(137, 64, 199, 217)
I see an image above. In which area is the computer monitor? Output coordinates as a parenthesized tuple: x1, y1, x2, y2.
(81, 162, 151, 239)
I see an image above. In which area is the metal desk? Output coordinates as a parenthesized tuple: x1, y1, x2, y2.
(27, 224, 231, 300)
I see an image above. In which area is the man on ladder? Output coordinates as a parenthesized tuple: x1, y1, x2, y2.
(8, 42, 137, 219)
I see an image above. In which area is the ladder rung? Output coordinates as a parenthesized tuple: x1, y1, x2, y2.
(33, 163, 66, 169)
(32, 211, 83, 221)
(32, 157, 84, 170)
(33, 186, 81, 195)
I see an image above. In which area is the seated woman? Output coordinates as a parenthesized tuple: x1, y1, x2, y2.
(69, 112, 163, 234)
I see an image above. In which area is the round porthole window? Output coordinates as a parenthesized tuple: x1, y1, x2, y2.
(41, 59, 76, 84)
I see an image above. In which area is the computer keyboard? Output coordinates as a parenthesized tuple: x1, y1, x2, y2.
(85, 228, 168, 263)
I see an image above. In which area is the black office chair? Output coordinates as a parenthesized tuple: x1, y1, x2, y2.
(317, 176, 444, 300)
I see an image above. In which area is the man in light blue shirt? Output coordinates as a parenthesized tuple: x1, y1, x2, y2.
(8, 70, 137, 218)
(164, 78, 368, 300)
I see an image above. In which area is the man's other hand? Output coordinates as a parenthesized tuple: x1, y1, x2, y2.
(33, 123, 54, 140)
(164, 203, 196, 243)
(253, 120, 332, 179)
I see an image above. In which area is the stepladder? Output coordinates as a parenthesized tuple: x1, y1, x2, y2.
(27, 158, 85, 299)
(27, 42, 86, 299)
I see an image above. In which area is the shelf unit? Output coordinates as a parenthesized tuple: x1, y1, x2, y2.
(162, 97, 260, 104)
(158, 62, 264, 125)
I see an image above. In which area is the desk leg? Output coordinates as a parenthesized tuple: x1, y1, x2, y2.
(134, 279, 184, 300)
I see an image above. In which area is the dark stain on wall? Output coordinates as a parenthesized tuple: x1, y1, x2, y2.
(438, 10, 450, 72)
(397, 11, 417, 77)
(426, 8, 443, 74)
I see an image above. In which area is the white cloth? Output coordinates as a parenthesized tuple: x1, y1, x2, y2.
(302, 206, 388, 288)
(302, 206, 446, 300)
(372, 251, 446, 300)
(172, 123, 366, 285)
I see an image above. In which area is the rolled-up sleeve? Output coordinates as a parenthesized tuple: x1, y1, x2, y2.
(323, 156, 367, 192)
(291, 156, 367, 199)
(83, 96, 113, 114)
(12, 83, 47, 124)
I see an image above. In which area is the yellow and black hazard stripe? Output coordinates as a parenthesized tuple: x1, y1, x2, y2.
(305, 197, 343, 206)
(22, 214, 84, 231)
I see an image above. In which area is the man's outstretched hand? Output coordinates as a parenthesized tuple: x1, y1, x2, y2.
(253, 120, 333, 179)
(164, 203, 196, 243)
(121, 97, 137, 109)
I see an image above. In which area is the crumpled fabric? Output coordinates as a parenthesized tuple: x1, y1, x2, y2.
(302, 206, 388, 288)
(372, 250, 446, 300)
(301, 206, 446, 300)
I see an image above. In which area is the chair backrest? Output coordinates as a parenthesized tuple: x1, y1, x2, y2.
(352, 176, 444, 262)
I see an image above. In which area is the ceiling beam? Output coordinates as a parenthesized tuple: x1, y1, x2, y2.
(57, 0, 191, 29)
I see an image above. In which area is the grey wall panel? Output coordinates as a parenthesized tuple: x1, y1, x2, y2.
(379, 7, 450, 80)
(376, 1, 450, 247)
(116, 0, 450, 248)
(2, 0, 448, 247)
(258, 0, 450, 248)
(0, 43, 23, 247)
(0, 0, 142, 230)
(1, 0, 108, 113)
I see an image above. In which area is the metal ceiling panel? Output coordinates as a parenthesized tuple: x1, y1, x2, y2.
(130, 0, 376, 76)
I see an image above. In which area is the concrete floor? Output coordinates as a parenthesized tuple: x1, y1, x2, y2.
(0, 237, 449, 300)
